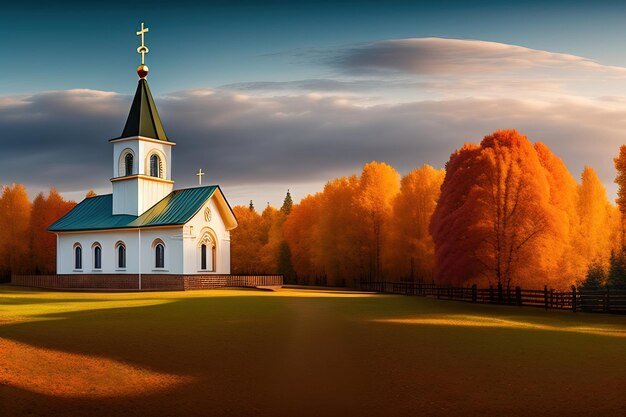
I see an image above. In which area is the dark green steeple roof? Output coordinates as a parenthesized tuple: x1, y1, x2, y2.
(116, 79, 168, 141)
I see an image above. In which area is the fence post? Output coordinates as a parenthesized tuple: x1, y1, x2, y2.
(515, 286, 522, 306)
(605, 288, 610, 313)
(544, 285, 549, 311)
(497, 283, 503, 304)
(472, 284, 477, 303)
(571, 285, 577, 313)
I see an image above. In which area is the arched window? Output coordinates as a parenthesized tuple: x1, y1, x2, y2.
(93, 244, 102, 270)
(117, 243, 126, 269)
(197, 231, 216, 272)
(125, 153, 133, 176)
(201, 244, 207, 270)
(74, 245, 82, 270)
(155, 243, 165, 268)
(150, 154, 161, 178)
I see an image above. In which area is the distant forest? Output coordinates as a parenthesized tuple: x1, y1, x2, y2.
(3, 129, 626, 290)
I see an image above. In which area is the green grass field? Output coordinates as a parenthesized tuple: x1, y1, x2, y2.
(1, 284, 626, 416)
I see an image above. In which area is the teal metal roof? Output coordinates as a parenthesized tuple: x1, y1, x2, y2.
(49, 186, 218, 232)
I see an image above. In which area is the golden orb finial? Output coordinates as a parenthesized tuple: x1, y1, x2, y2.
(135, 22, 150, 79)
(137, 64, 149, 79)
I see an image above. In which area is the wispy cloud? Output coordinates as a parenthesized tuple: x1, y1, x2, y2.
(331, 38, 626, 77)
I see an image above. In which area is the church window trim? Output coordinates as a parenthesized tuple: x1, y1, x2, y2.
(92, 242, 102, 271)
(118, 148, 136, 177)
(145, 149, 166, 179)
(73, 243, 82, 271)
(153, 239, 165, 269)
(116, 241, 126, 270)
(197, 229, 217, 272)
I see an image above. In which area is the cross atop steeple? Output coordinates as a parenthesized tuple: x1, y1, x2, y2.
(136, 22, 149, 65)
(197, 169, 205, 185)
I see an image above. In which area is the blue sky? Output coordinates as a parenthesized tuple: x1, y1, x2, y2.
(3, 1, 626, 206)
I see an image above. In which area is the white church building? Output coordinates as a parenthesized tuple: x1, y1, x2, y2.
(49, 27, 237, 276)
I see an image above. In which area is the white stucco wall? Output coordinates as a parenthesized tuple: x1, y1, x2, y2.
(57, 226, 184, 274)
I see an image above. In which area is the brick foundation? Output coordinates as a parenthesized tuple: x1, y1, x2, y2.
(10, 274, 283, 291)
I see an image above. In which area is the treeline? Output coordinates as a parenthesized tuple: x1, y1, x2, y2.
(231, 164, 444, 287)
(232, 130, 626, 290)
(0, 185, 76, 281)
(5, 129, 626, 290)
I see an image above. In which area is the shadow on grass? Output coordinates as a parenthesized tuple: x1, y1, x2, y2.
(2, 288, 626, 416)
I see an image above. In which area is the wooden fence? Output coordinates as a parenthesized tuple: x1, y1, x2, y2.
(360, 281, 626, 314)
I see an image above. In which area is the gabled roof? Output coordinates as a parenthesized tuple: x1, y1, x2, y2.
(49, 186, 237, 232)
(115, 78, 168, 141)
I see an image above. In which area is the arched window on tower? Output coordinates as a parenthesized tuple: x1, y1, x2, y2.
(150, 154, 161, 178)
(125, 153, 133, 176)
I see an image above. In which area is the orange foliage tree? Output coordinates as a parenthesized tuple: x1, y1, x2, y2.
(430, 130, 570, 289)
(357, 162, 401, 281)
(534, 143, 583, 282)
(283, 194, 325, 283)
(0, 184, 32, 279)
(577, 166, 615, 270)
(230, 205, 265, 274)
(29, 189, 76, 274)
(386, 165, 445, 282)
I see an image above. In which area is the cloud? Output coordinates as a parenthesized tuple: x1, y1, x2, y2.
(331, 38, 626, 77)
(3, 38, 626, 206)
(0, 86, 624, 207)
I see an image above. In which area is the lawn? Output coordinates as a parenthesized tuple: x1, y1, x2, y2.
(1, 285, 626, 417)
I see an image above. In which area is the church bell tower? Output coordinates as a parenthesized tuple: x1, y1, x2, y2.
(111, 22, 175, 216)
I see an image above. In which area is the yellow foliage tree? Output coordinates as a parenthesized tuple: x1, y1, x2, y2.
(387, 165, 444, 282)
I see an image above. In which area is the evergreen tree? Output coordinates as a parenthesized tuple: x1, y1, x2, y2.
(249, 200, 255, 211)
(281, 189, 293, 216)
(277, 241, 295, 283)
(581, 262, 606, 290)
(607, 251, 626, 289)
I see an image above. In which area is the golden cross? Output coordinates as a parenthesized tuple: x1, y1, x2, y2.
(197, 169, 204, 185)
(136, 22, 150, 65)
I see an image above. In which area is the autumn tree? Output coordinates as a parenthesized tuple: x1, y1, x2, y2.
(316, 175, 362, 286)
(430, 130, 566, 289)
(230, 205, 264, 274)
(576, 167, 614, 269)
(258, 205, 282, 273)
(356, 162, 400, 281)
(29, 188, 76, 274)
(283, 194, 325, 284)
(0, 184, 32, 280)
(534, 143, 582, 283)
(387, 165, 445, 282)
